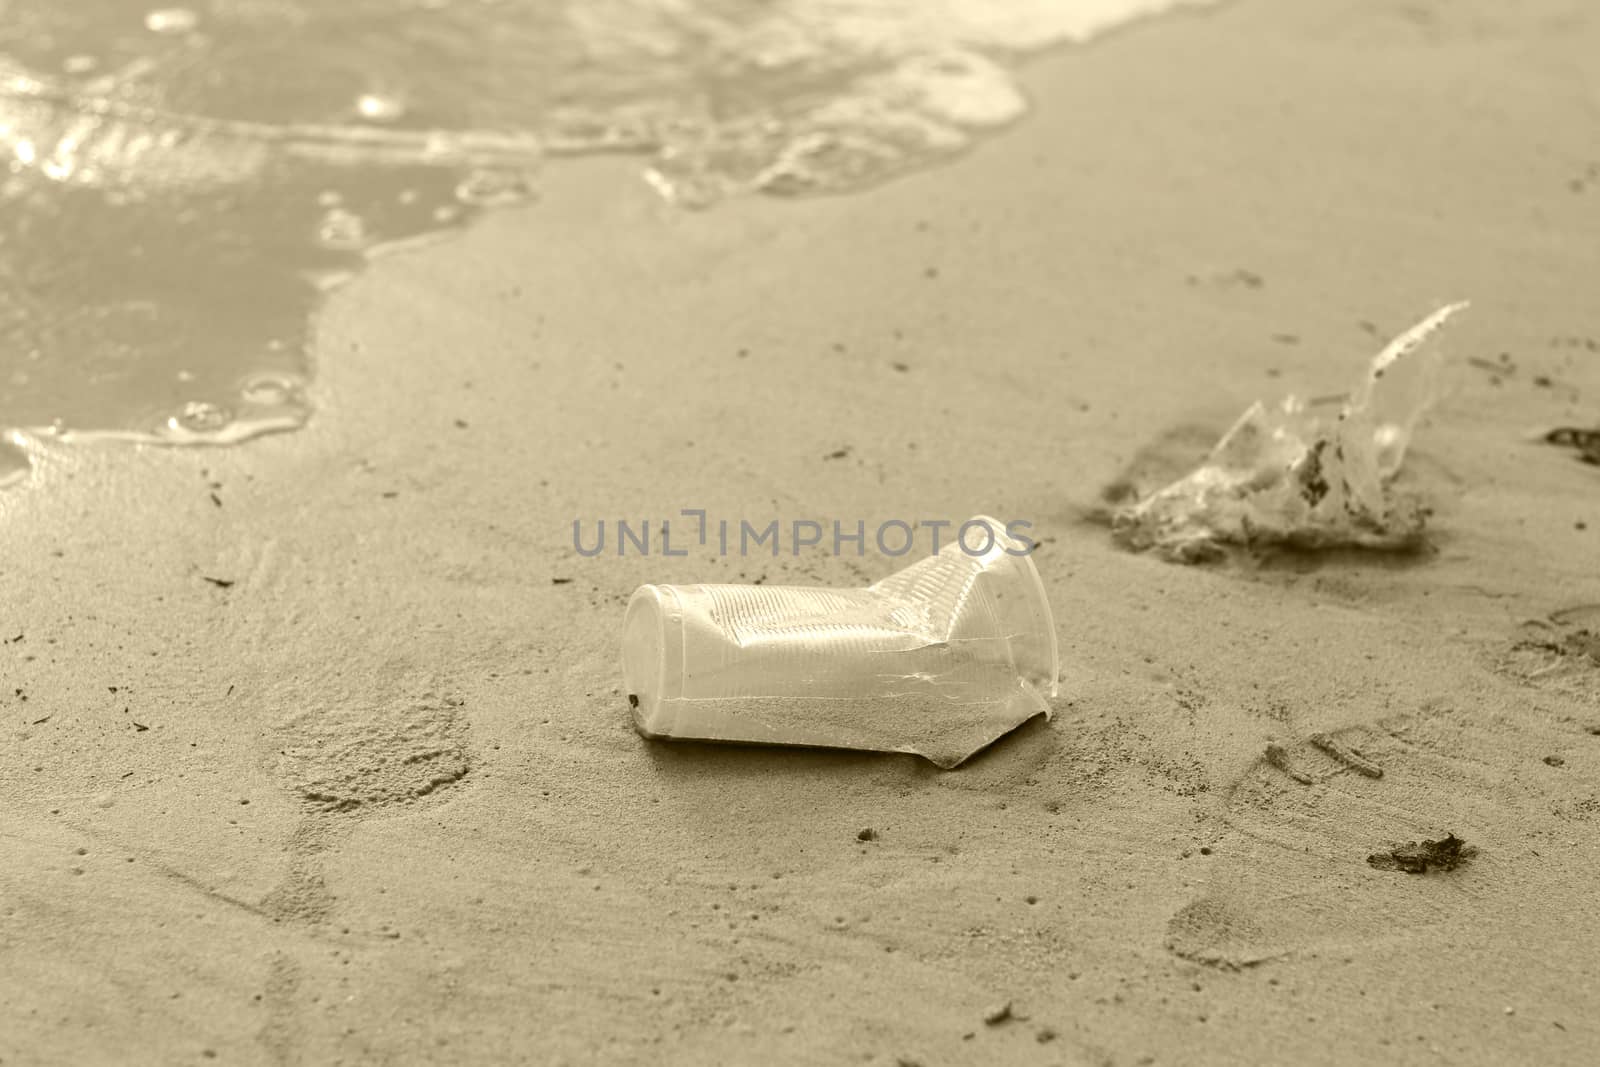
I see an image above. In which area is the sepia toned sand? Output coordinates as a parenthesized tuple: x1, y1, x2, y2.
(5, 0, 1600, 1063)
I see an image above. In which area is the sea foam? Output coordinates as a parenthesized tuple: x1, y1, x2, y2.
(0, 0, 1217, 445)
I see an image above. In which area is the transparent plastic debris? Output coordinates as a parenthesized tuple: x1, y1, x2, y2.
(621, 516, 1059, 768)
(0, 433, 30, 490)
(1112, 303, 1469, 562)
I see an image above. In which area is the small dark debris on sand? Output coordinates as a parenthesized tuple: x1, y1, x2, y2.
(1467, 354, 1514, 381)
(1264, 742, 1314, 784)
(856, 827, 878, 842)
(201, 576, 235, 589)
(983, 1002, 1013, 1026)
(1367, 834, 1476, 874)
(1545, 426, 1600, 466)
(551, 577, 573, 585)
(1309, 732, 1383, 778)
(1543, 755, 1565, 767)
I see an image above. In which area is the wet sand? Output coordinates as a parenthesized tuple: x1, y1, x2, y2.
(6, 0, 1600, 1063)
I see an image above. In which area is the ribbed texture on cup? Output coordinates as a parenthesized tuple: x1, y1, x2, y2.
(618, 516, 1059, 767)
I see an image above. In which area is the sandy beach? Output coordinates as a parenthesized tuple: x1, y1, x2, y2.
(5, 0, 1600, 1063)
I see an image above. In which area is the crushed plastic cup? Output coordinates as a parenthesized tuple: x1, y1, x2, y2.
(1112, 302, 1469, 562)
(621, 516, 1059, 768)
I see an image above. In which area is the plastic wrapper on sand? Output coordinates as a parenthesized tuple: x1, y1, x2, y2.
(620, 516, 1059, 768)
(1113, 302, 1469, 563)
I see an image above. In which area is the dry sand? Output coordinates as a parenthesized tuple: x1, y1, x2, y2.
(6, 0, 1600, 1063)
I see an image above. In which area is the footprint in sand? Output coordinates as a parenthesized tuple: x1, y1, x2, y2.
(253, 689, 471, 1056)
(1166, 897, 1282, 969)
(1165, 699, 1594, 969)
(264, 690, 471, 926)
(1496, 604, 1600, 707)
(275, 693, 470, 815)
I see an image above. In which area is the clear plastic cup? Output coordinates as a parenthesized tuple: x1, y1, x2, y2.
(621, 516, 1059, 767)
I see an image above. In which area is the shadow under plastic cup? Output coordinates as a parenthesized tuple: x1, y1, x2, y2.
(621, 516, 1058, 767)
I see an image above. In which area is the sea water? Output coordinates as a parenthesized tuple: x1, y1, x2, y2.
(0, 0, 1215, 449)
